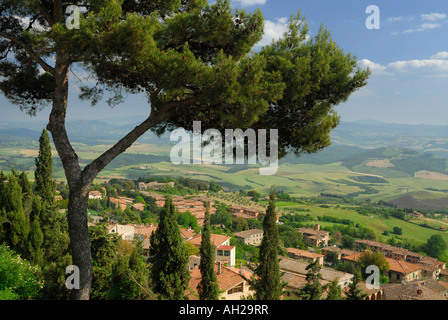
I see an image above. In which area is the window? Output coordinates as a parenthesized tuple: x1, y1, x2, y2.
(228, 284, 244, 295)
(224, 250, 230, 257)
(217, 250, 223, 256)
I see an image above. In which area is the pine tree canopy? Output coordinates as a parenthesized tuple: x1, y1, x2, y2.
(0, 0, 369, 158)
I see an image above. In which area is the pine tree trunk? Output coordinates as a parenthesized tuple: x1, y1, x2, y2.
(67, 187, 92, 300)
(47, 51, 93, 300)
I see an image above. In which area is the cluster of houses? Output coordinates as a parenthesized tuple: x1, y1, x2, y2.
(341, 239, 448, 282)
(281, 223, 448, 300)
(83, 182, 448, 300)
(102, 216, 448, 300)
(292, 224, 447, 283)
(138, 181, 175, 191)
(139, 191, 217, 226)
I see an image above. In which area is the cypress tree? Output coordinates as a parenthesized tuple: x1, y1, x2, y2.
(0, 173, 29, 254)
(149, 196, 191, 300)
(198, 202, 220, 300)
(252, 190, 282, 300)
(34, 129, 55, 205)
(27, 217, 44, 266)
(18, 171, 33, 216)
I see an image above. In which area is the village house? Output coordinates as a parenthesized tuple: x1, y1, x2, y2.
(187, 262, 255, 300)
(286, 248, 325, 265)
(234, 229, 264, 246)
(145, 193, 216, 226)
(107, 223, 135, 241)
(341, 252, 362, 270)
(187, 233, 235, 266)
(109, 197, 128, 211)
(353, 239, 446, 277)
(279, 256, 354, 291)
(321, 246, 356, 261)
(229, 206, 264, 219)
(88, 190, 103, 199)
(297, 224, 329, 247)
(384, 257, 422, 283)
(141, 181, 175, 191)
(132, 203, 145, 211)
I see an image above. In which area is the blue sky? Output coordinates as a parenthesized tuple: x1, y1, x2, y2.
(1, 0, 447, 125)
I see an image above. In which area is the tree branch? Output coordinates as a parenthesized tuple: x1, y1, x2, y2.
(80, 93, 204, 186)
(0, 31, 54, 74)
(37, 2, 55, 27)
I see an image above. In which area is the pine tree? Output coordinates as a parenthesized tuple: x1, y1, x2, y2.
(299, 260, 324, 300)
(198, 202, 220, 300)
(252, 190, 282, 300)
(326, 279, 343, 300)
(345, 266, 367, 300)
(34, 129, 55, 205)
(1, 1, 369, 300)
(149, 196, 191, 300)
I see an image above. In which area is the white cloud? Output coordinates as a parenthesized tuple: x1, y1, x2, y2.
(391, 13, 446, 35)
(232, 0, 267, 6)
(358, 59, 393, 76)
(402, 22, 441, 34)
(431, 52, 448, 59)
(359, 54, 448, 77)
(255, 17, 289, 47)
(387, 16, 403, 23)
(421, 13, 447, 21)
(389, 59, 448, 73)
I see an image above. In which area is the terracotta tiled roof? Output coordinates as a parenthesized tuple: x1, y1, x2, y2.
(279, 256, 352, 283)
(234, 229, 264, 238)
(134, 224, 157, 238)
(187, 263, 253, 300)
(180, 228, 196, 240)
(287, 248, 324, 259)
(217, 245, 235, 251)
(282, 272, 308, 290)
(341, 252, 363, 263)
(187, 233, 230, 247)
(382, 281, 448, 300)
(385, 257, 422, 274)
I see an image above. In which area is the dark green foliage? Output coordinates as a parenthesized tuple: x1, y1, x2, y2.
(298, 260, 323, 300)
(0, 173, 29, 254)
(0, 244, 42, 300)
(149, 196, 191, 299)
(34, 129, 55, 205)
(345, 267, 367, 300)
(198, 203, 220, 300)
(210, 203, 232, 228)
(252, 190, 282, 300)
(109, 240, 153, 300)
(89, 224, 121, 300)
(425, 235, 446, 259)
(326, 279, 343, 300)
